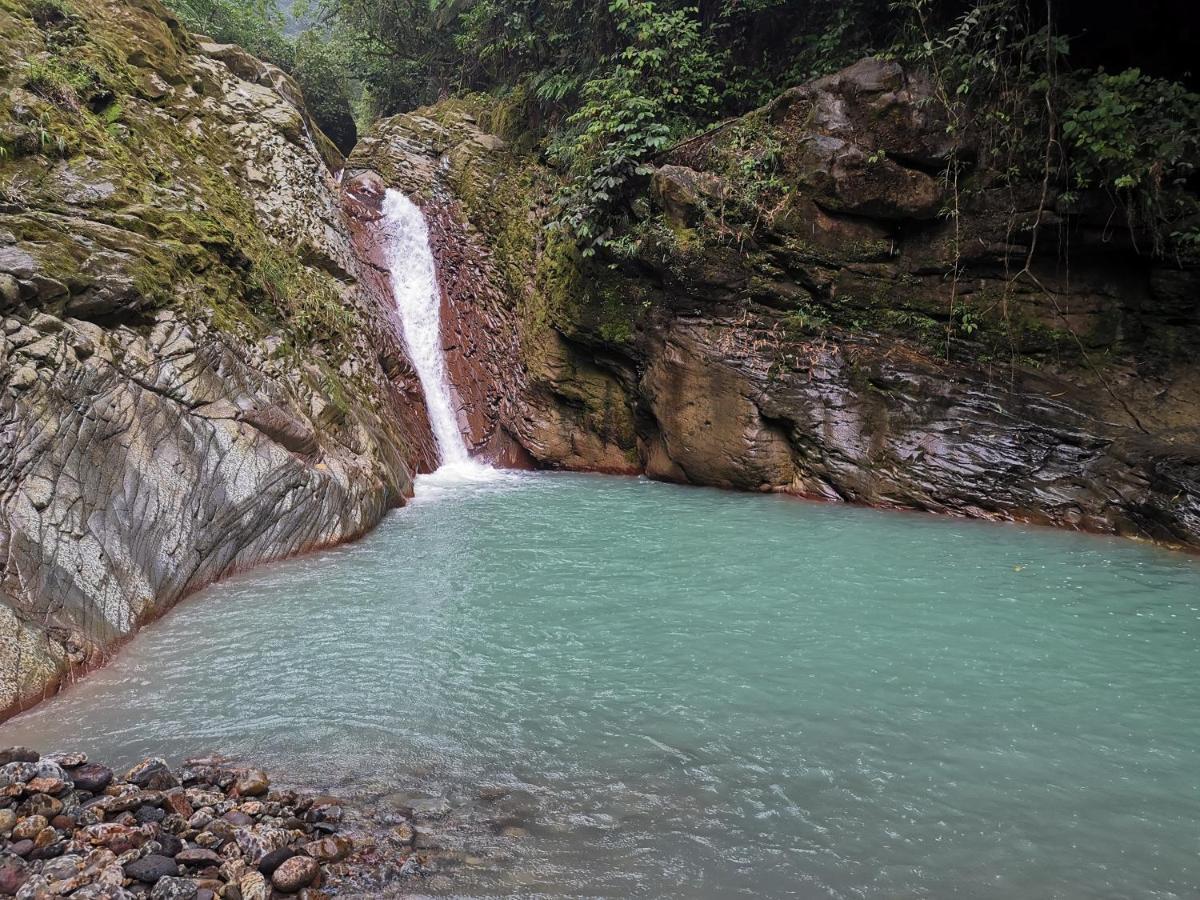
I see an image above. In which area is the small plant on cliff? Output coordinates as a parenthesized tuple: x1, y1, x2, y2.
(1062, 68, 1200, 254)
(550, 0, 724, 255)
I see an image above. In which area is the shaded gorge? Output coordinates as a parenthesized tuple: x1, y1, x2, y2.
(3, 473, 1199, 898)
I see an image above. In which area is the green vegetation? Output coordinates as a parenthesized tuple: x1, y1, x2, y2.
(163, 0, 359, 151)
(307, 0, 1197, 264)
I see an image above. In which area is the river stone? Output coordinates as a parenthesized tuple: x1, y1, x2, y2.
(175, 848, 222, 868)
(39, 853, 82, 882)
(71, 764, 114, 793)
(20, 793, 63, 819)
(157, 831, 184, 857)
(232, 771, 268, 798)
(9, 839, 32, 857)
(300, 836, 351, 862)
(0, 863, 27, 895)
(270, 855, 318, 893)
(0, 763, 38, 786)
(12, 815, 45, 840)
(0, 808, 16, 835)
(234, 826, 290, 865)
(45, 752, 86, 768)
(124, 854, 180, 883)
(134, 805, 166, 824)
(25, 776, 68, 796)
(32, 761, 69, 782)
(256, 846, 294, 877)
(0, 749, 38, 766)
(162, 790, 192, 819)
(82, 823, 145, 853)
(122, 759, 177, 790)
(69, 885, 137, 900)
(149, 876, 198, 900)
(238, 871, 269, 900)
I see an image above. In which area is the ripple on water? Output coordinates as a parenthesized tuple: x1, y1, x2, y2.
(3, 473, 1200, 898)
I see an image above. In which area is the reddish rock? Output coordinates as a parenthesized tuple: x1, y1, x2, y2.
(0, 863, 27, 894)
(233, 771, 269, 798)
(271, 855, 319, 893)
(300, 836, 352, 863)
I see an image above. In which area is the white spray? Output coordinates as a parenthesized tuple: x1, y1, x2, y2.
(382, 189, 487, 478)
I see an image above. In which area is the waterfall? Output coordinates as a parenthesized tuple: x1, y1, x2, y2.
(381, 189, 478, 471)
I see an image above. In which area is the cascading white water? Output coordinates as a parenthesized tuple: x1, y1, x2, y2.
(381, 189, 480, 473)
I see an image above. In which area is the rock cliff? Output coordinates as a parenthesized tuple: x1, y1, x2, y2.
(348, 59, 1199, 548)
(0, 0, 433, 718)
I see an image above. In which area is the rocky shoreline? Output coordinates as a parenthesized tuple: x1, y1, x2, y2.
(0, 750, 431, 899)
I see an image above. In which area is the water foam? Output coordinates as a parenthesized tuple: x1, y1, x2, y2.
(381, 189, 507, 496)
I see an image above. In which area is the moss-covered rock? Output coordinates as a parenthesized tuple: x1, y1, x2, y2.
(0, 0, 430, 718)
(352, 58, 1200, 549)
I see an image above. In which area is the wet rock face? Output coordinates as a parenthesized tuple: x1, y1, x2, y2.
(352, 61, 1200, 549)
(0, 0, 430, 719)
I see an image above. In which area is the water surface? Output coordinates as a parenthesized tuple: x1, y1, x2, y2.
(4, 472, 1199, 898)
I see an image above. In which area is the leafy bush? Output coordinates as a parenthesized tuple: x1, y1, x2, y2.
(1063, 68, 1200, 247)
(551, 0, 724, 252)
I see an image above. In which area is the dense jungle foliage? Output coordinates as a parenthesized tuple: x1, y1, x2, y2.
(164, 0, 1200, 258)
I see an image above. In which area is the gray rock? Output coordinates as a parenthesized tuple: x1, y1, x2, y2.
(149, 876, 198, 900)
(123, 854, 180, 883)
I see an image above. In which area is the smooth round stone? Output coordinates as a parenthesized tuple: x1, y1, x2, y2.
(0, 863, 28, 895)
(176, 848, 222, 868)
(123, 758, 178, 790)
(70, 763, 114, 793)
(124, 854, 180, 883)
(271, 855, 319, 893)
(256, 846, 294, 877)
(0, 808, 16, 834)
(233, 771, 268, 798)
(0, 748, 38, 766)
(32, 761, 68, 783)
(222, 811, 253, 827)
(8, 839, 33, 857)
(238, 870, 269, 900)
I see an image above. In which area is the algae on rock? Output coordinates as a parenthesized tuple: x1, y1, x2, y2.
(0, 0, 431, 718)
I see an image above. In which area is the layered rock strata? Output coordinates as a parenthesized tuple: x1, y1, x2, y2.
(349, 60, 1199, 548)
(0, 0, 433, 718)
